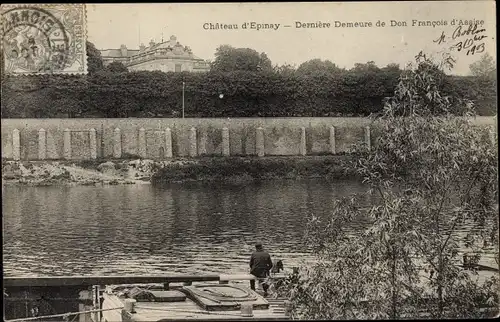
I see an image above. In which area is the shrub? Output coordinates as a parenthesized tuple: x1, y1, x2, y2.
(1, 68, 495, 118)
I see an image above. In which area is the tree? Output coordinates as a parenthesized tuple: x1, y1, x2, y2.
(469, 53, 496, 79)
(106, 61, 129, 73)
(383, 52, 468, 117)
(259, 52, 273, 71)
(86, 41, 104, 74)
(296, 59, 343, 76)
(0, 50, 495, 118)
(0, 45, 5, 81)
(382, 63, 402, 74)
(273, 63, 296, 76)
(363, 52, 498, 319)
(210, 45, 273, 72)
(280, 51, 499, 319)
(351, 61, 380, 73)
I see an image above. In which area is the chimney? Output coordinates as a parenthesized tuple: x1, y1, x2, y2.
(139, 43, 145, 52)
(149, 39, 155, 47)
(169, 35, 177, 46)
(120, 44, 127, 57)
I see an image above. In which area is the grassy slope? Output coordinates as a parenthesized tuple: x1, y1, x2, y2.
(151, 155, 358, 184)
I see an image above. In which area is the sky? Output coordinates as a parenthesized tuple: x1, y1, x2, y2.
(86, 1, 496, 75)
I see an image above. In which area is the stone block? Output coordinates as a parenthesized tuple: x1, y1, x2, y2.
(89, 128, 97, 160)
(97, 161, 116, 176)
(138, 128, 146, 158)
(256, 127, 264, 157)
(164, 128, 173, 158)
(113, 128, 122, 158)
(364, 126, 371, 151)
(222, 127, 230, 156)
(299, 127, 306, 156)
(63, 128, 71, 160)
(189, 127, 197, 157)
(38, 128, 47, 160)
(330, 126, 336, 154)
(12, 129, 20, 161)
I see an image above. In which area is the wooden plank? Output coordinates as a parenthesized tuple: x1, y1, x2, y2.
(4, 274, 285, 288)
(219, 274, 286, 282)
(4, 275, 221, 288)
(219, 274, 256, 281)
(4, 298, 93, 305)
(462, 263, 499, 272)
(131, 300, 288, 321)
(104, 292, 288, 321)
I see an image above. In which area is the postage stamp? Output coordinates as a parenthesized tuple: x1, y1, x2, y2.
(1, 3, 87, 75)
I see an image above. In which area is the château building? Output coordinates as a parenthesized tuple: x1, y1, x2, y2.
(100, 35, 210, 73)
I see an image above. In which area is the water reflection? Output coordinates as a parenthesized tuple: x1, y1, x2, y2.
(3, 180, 366, 276)
(3, 179, 495, 277)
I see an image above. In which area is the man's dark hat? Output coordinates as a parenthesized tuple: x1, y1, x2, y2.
(255, 242, 263, 248)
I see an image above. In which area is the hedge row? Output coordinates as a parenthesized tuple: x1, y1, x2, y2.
(0, 69, 496, 118)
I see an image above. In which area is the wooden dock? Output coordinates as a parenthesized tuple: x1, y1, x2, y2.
(3, 273, 286, 288)
(103, 292, 288, 321)
(3, 274, 221, 288)
(4, 274, 289, 322)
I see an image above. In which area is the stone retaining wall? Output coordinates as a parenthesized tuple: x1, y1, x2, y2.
(1, 117, 496, 160)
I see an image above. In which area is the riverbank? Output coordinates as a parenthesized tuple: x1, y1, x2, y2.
(151, 155, 356, 184)
(1, 159, 188, 186)
(1, 155, 357, 186)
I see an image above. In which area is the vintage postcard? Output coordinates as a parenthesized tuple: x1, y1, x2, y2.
(2, 1, 498, 321)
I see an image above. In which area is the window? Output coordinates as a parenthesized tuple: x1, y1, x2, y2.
(175, 64, 182, 72)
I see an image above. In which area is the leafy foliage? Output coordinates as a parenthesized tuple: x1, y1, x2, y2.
(273, 63, 296, 76)
(0, 43, 497, 118)
(469, 53, 496, 79)
(211, 45, 272, 72)
(86, 41, 104, 74)
(279, 52, 499, 319)
(382, 52, 473, 116)
(296, 59, 344, 76)
(105, 61, 129, 73)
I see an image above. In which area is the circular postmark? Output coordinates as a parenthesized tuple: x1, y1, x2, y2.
(1, 6, 70, 73)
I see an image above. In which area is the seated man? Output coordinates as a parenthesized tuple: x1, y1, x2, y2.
(271, 259, 284, 274)
(249, 243, 273, 296)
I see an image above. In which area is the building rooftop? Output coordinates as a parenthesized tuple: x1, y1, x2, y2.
(100, 49, 140, 58)
(100, 35, 204, 61)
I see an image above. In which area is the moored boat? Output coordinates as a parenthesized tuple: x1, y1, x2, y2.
(101, 278, 289, 321)
(4, 273, 290, 322)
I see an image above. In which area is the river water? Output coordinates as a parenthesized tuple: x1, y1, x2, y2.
(2, 179, 497, 277)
